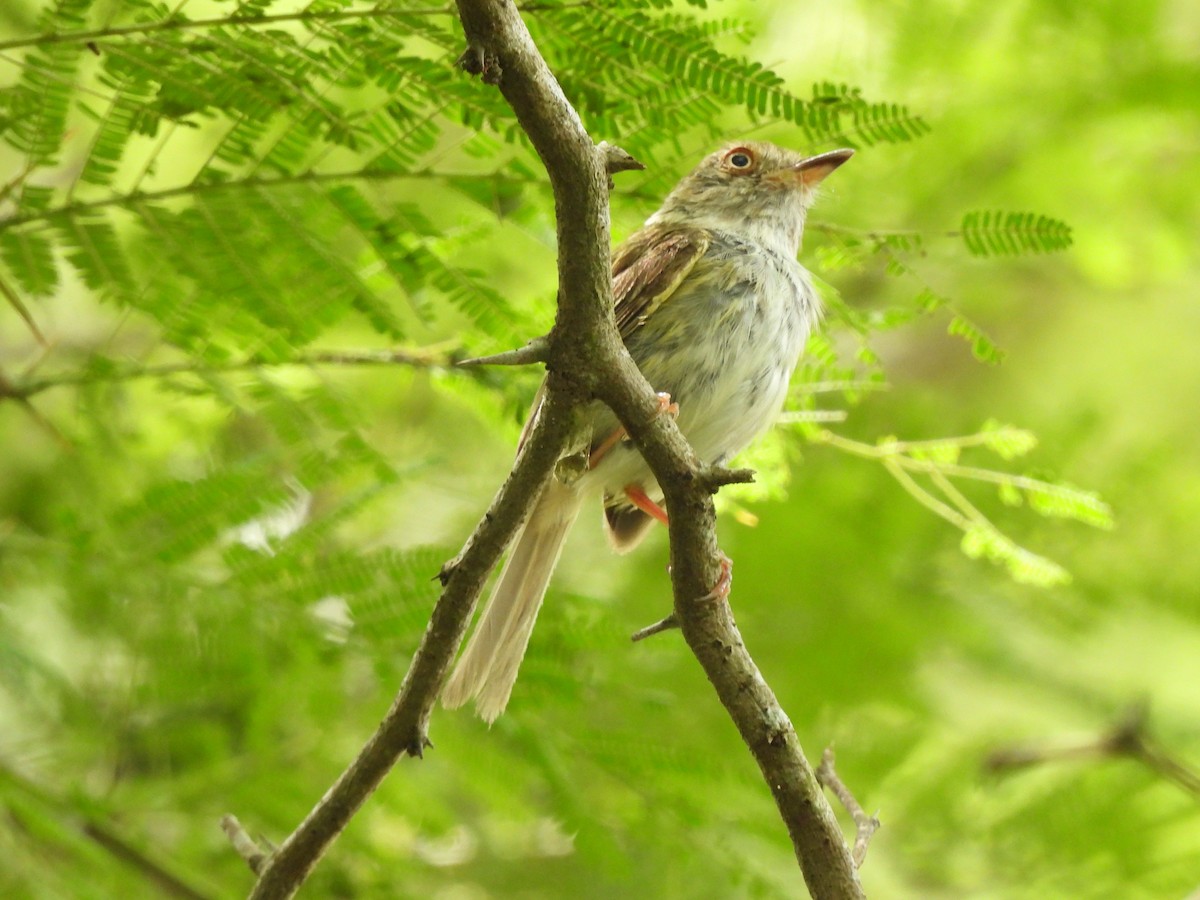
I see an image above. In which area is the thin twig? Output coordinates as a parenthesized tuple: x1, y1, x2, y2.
(220, 815, 269, 876)
(817, 428, 1106, 518)
(0, 168, 438, 233)
(0, 273, 46, 345)
(457, 336, 550, 367)
(807, 221, 963, 241)
(0, 368, 72, 447)
(630, 612, 679, 642)
(0, 759, 213, 900)
(1, 345, 457, 402)
(816, 748, 880, 869)
(987, 703, 1200, 799)
(697, 465, 756, 491)
(0, 7, 454, 54)
(0, 0, 595, 50)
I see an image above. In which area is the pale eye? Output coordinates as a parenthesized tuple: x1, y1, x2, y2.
(729, 152, 752, 168)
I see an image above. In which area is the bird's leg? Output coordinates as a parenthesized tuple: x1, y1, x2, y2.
(697, 553, 733, 602)
(655, 392, 680, 418)
(588, 392, 678, 470)
(623, 484, 669, 526)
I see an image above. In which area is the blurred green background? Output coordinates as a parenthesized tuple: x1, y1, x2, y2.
(0, 0, 1197, 897)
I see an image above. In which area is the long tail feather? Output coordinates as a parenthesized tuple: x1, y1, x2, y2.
(441, 480, 583, 722)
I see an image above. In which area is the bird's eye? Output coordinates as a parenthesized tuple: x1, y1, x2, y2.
(728, 150, 753, 169)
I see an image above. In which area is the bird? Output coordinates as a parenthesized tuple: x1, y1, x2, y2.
(441, 140, 854, 722)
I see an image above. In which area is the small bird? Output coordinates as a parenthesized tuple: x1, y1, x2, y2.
(442, 141, 853, 721)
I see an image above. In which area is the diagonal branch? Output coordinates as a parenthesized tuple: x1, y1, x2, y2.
(986, 702, 1200, 799)
(240, 1, 863, 897)
(453, 1, 863, 897)
(817, 747, 881, 868)
(245, 387, 578, 899)
(0, 2, 594, 54)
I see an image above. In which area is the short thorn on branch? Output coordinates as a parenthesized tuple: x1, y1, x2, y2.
(434, 559, 459, 586)
(456, 44, 502, 85)
(457, 336, 550, 368)
(631, 612, 679, 642)
(406, 731, 434, 760)
(598, 141, 645, 189)
(816, 747, 880, 869)
(221, 814, 270, 875)
(697, 465, 756, 493)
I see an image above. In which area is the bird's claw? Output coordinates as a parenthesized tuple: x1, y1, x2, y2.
(696, 553, 733, 602)
(655, 392, 680, 419)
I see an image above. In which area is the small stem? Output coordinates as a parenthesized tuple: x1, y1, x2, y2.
(816, 429, 1104, 512)
(630, 613, 679, 642)
(4, 345, 457, 401)
(882, 458, 971, 530)
(457, 336, 549, 367)
(221, 815, 268, 876)
(816, 748, 880, 869)
(0, 8, 457, 54)
(987, 704, 1200, 799)
(0, 1, 597, 54)
(0, 273, 46, 345)
(807, 221, 963, 241)
(1, 168, 423, 233)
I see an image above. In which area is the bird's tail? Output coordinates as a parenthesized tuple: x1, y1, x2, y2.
(441, 479, 583, 722)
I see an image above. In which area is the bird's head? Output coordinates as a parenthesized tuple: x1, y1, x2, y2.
(648, 141, 854, 255)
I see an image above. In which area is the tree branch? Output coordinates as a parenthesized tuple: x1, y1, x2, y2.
(240, 0, 862, 896)
(0, 759, 213, 900)
(0, 4, 594, 54)
(244, 388, 578, 899)
(0, 346, 457, 402)
(453, 1, 863, 898)
(986, 702, 1200, 799)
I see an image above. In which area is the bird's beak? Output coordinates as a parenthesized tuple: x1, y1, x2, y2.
(792, 148, 855, 187)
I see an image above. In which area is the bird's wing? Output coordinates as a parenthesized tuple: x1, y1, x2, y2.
(516, 226, 708, 455)
(600, 226, 711, 550)
(612, 225, 710, 342)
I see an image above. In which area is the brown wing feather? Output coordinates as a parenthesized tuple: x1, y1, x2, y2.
(601, 227, 710, 552)
(519, 227, 709, 457)
(612, 226, 710, 342)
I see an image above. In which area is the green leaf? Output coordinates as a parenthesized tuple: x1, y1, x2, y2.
(0, 228, 58, 297)
(960, 524, 1071, 586)
(960, 210, 1073, 257)
(947, 313, 1006, 364)
(981, 420, 1039, 459)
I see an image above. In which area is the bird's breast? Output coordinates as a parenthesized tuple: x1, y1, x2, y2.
(608, 237, 818, 475)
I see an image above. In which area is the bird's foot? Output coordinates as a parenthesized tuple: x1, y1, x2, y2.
(655, 391, 680, 419)
(696, 553, 733, 602)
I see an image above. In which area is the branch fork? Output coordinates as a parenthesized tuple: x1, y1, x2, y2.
(236, 2, 864, 897)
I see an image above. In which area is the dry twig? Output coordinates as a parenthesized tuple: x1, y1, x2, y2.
(817, 748, 881, 868)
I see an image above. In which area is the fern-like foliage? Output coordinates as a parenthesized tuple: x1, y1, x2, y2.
(543, 10, 929, 151)
(806, 207, 1073, 369)
(960, 209, 1073, 256)
(810, 422, 1112, 586)
(0, 0, 1098, 619)
(0, 2, 1122, 898)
